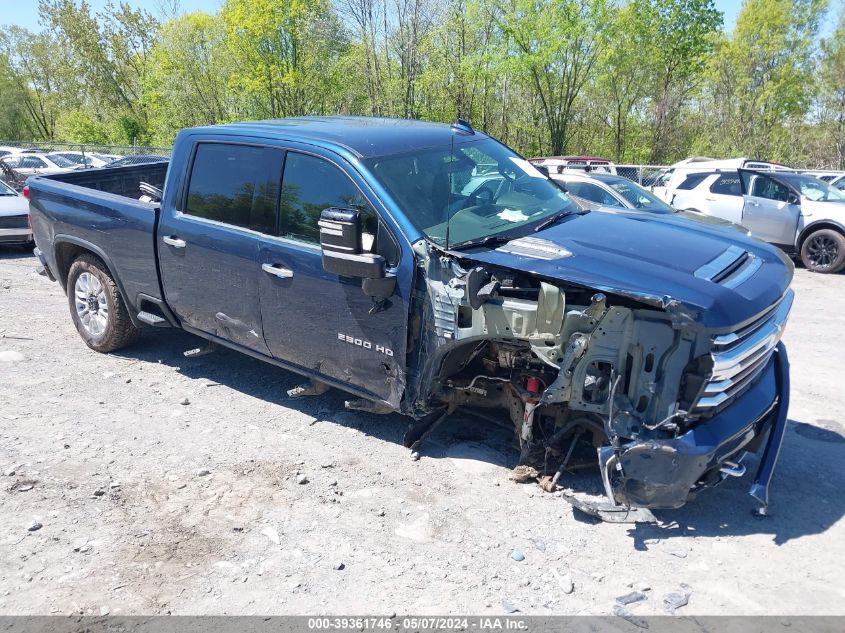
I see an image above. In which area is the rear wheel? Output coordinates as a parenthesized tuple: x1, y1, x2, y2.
(67, 254, 140, 352)
(800, 229, 845, 274)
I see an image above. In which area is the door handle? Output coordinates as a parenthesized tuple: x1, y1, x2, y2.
(704, 197, 716, 202)
(162, 236, 186, 248)
(747, 200, 759, 207)
(262, 263, 294, 279)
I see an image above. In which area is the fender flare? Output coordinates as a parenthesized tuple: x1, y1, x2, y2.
(51, 234, 141, 326)
(795, 218, 845, 250)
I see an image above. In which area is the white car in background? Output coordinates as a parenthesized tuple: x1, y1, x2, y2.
(550, 171, 747, 234)
(530, 155, 617, 175)
(677, 168, 845, 273)
(0, 146, 22, 159)
(0, 179, 32, 246)
(0, 153, 76, 176)
(671, 170, 746, 223)
(48, 151, 122, 168)
(802, 171, 842, 183)
(651, 158, 790, 202)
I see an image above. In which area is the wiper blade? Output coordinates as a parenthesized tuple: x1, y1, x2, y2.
(449, 234, 518, 250)
(533, 209, 580, 232)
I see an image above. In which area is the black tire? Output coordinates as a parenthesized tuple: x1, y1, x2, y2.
(66, 254, 141, 352)
(800, 229, 845, 274)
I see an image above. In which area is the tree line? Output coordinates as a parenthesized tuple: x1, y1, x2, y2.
(0, 0, 843, 168)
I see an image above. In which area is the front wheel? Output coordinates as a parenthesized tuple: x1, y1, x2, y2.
(67, 254, 140, 352)
(800, 229, 845, 274)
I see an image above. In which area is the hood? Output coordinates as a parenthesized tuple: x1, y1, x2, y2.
(801, 197, 845, 220)
(458, 210, 793, 330)
(674, 209, 749, 234)
(0, 194, 27, 216)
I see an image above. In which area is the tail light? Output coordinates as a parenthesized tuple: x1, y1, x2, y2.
(22, 185, 29, 199)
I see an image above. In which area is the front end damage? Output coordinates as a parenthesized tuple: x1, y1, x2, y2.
(404, 239, 793, 513)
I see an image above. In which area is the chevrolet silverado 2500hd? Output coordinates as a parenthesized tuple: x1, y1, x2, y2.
(27, 117, 794, 512)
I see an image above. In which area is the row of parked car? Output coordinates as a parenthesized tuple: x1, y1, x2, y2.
(0, 146, 168, 178)
(530, 155, 845, 274)
(0, 147, 169, 247)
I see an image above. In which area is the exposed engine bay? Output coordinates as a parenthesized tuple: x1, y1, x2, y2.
(400, 239, 785, 515)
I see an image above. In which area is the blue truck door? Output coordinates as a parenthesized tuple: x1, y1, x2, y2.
(258, 150, 409, 408)
(158, 141, 284, 354)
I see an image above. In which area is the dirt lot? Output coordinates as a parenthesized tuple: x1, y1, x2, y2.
(0, 248, 844, 617)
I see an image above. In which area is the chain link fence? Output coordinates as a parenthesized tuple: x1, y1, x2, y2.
(614, 165, 670, 187)
(1, 141, 842, 193)
(0, 140, 171, 158)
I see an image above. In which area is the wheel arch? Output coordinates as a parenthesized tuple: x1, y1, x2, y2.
(53, 236, 142, 327)
(796, 219, 845, 250)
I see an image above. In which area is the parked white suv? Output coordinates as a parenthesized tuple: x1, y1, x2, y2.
(678, 169, 845, 273)
(671, 171, 746, 223)
(652, 158, 790, 203)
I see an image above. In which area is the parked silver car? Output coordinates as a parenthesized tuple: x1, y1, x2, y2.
(738, 170, 845, 272)
(0, 153, 76, 176)
(0, 179, 31, 246)
(548, 172, 748, 234)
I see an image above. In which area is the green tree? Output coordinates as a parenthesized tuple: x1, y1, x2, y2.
(145, 12, 235, 143)
(704, 0, 828, 161)
(38, 0, 160, 143)
(817, 5, 845, 168)
(220, 0, 348, 119)
(636, 0, 721, 163)
(0, 26, 77, 140)
(491, 0, 612, 155)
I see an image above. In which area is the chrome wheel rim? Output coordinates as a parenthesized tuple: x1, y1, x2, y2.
(807, 235, 839, 269)
(74, 272, 109, 336)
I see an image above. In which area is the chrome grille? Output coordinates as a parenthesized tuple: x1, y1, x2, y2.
(693, 290, 794, 411)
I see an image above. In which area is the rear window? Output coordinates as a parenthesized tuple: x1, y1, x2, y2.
(676, 172, 711, 190)
(184, 143, 283, 234)
(709, 173, 742, 196)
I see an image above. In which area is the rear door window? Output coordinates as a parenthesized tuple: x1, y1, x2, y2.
(676, 172, 711, 190)
(709, 172, 742, 196)
(184, 143, 283, 234)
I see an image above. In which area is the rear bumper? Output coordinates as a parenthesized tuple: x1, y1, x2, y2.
(0, 227, 32, 243)
(599, 342, 790, 509)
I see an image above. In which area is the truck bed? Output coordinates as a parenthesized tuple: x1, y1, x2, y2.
(44, 163, 168, 198)
(27, 163, 170, 319)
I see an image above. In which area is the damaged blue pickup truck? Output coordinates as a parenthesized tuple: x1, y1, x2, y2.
(27, 117, 793, 514)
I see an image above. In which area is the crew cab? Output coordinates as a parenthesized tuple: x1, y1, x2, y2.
(27, 117, 794, 513)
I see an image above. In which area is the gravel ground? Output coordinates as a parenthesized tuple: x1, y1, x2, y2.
(0, 248, 844, 616)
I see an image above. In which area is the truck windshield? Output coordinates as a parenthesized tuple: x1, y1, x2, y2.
(369, 138, 577, 247)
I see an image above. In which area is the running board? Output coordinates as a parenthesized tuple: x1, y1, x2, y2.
(137, 310, 170, 327)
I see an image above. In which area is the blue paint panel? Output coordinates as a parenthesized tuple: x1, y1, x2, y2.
(462, 210, 794, 330)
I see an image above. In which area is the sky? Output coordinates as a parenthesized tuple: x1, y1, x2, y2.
(0, 0, 839, 36)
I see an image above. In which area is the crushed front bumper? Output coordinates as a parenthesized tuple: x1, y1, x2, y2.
(599, 342, 790, 510)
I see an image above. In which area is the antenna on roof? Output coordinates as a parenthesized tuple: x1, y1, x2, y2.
(445, 129, 455, 250)
(451, 118, 474, 135)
